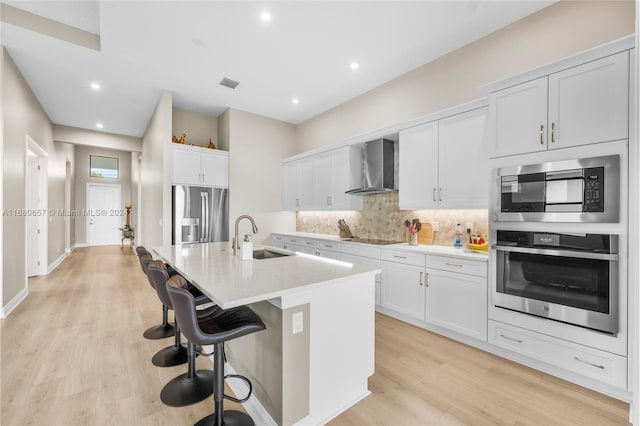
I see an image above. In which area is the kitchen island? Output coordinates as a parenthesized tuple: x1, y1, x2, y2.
(153, 242, 380, 426)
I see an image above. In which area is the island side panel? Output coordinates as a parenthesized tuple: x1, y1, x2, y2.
(282, 304, 311, 426)
(303, 273, 376, 424)
(225, 301, 285, 425)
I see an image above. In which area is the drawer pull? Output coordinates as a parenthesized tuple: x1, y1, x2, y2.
(500, 334, 523, 344)
(445, 262, 463, 268)
(573, 357, 605, 370)
(325, 244, 333, 248)
(394, 255, 407, 259)
(306, 242, 314, 245)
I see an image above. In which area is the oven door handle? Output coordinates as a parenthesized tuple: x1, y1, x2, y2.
(492, 245, 618, 261)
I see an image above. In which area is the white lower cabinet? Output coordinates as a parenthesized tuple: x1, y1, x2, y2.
(342, 245, 382, 305)
(425, 255, 488, 341)
(380, 260, 426, 321)
(488, 320, 627, 389)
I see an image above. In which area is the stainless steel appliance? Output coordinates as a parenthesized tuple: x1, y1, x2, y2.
(346, 138, 397, 195)
(172, 185, 229, 244)
(493, 230, 619, 334)
(495, 155, 619, 222)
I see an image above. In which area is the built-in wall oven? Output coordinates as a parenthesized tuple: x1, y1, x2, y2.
(495, 155, 619, 223)
(493, 230, 619, 334)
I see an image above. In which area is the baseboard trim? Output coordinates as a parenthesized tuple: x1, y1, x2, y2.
(1, 287, 28, 318)
(73, 243, 88, 248)
(48, 252, 67, 273)
(65, 246, 75, 253)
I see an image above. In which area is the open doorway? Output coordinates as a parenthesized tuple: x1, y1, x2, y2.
(26, 136, 48, 277)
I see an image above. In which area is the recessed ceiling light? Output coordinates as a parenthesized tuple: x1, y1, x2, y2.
(90, 82, 101, 90)
(350, 62, 359, 70)
(96, 123, 104, 129)
(292, 98, 299, 104)
(260, 11, 271, 22)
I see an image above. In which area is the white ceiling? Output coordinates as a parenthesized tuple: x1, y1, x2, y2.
(1, 1, 556, 138)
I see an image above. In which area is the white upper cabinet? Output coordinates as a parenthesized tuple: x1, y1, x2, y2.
(283, 161, 300, 210)
(399, 121, 438, 209)
(283, 146, 363, 211)
(489, 51, 629, 158)
(488, 77, 548, 157)
(438, 107, 489, 208)
(548, 51, 629, 149)
(399, 106, 488, 210)
(173, 144, 228, 187)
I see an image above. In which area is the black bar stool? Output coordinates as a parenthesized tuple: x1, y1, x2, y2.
(148, 261, 215, 406)
(167, 274, 266, 426)
(136, 246, 175, 340)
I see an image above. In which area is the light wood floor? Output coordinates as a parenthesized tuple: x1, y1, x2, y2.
(1, 246, 630, 425)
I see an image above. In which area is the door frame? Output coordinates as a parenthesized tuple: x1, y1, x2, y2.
(86, 182, 122, 246)
(25, 135, 48, 278)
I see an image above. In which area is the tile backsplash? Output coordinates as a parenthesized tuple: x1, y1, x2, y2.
(296, 193, 488, 246)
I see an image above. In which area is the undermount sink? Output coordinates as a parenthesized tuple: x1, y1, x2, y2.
(252, 249, 292, 260)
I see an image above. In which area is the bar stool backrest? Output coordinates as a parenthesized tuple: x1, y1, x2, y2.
(148, 260, 172, 308)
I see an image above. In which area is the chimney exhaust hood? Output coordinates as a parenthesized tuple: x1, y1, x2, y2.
(346, 138, 397, 195)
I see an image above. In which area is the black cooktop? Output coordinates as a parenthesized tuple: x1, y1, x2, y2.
(342, 238, 404, 246)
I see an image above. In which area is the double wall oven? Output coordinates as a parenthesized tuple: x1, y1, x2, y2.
(492, 155, 621, 335)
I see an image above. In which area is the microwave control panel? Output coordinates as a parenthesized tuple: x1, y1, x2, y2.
(583, 167, 604, 212)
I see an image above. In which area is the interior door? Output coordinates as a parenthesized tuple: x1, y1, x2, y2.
(87, 183, 122, 246)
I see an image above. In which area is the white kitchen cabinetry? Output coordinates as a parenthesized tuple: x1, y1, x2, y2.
(399, 106, 488, 209)
(380, 249, 426, 321)
(488, 320, 627, 389)
(398, 121, 438, 209)
(173, 144, 228, 187)
(425, 255, 488, 341)
(342, 243, 382, 305)
(283, 146, 362, 211)
(489, 51, 629, 158)
(283, 161, 300, 210)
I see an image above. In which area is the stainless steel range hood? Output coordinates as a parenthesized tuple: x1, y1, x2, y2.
(346, 138, 397, 195)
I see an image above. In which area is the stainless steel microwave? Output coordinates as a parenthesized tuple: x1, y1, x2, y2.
(494, 155, 619, 223)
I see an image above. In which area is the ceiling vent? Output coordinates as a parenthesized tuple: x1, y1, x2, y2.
(219, 78, 240, 89)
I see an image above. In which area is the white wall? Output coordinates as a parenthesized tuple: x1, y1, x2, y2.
(53, 125, 142, 152)
(140, 90, 172, 248)
(2, 47, 56, 309)
(172, 107, 218, 149)
(295, 1, 635, 153)
(222, 108, 297, 244)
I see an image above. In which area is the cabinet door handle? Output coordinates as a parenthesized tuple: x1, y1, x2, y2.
(438, 188, 442, 202)
(327, 196, 330, 206)
(500, 334, 523, 344)
(445, 262, 463, 268)
(425, 272, 428, 287)
(329, 196, 332, 205)
(551, 122, 556, 143)
(433, 188, 436, 202)
(573, 357, 605, 370)
(419, 271, 423, 286)
(393, 255, 407, 259)
(540, 125, 544, 145)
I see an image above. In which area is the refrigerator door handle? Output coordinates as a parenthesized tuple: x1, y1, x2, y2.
(204, 191, 209, 242)
(200, 192, 206, 242)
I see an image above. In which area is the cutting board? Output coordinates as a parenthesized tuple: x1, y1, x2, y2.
(405, 222, 434, 245)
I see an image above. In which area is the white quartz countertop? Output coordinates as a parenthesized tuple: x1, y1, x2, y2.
(153, 242, 380, 309)
(272, 232, 488, 261)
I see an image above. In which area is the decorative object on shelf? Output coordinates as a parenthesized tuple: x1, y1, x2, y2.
(172, 133, 187, 144)
(404, 219, 422, 245)
(207, 138, 216, 149)
(124, 202, 132, 230)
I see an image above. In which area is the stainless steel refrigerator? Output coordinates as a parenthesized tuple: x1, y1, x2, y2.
(172, 185, 229, 244)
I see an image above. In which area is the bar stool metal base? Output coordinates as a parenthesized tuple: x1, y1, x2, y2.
(160, 370, 214, 407)
(143, 322, 175, 340)
(194, 410, 254, 426)
(152, 344, 188, 367)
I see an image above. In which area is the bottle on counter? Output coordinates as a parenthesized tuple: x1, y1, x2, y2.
(454, 223, 463, 247)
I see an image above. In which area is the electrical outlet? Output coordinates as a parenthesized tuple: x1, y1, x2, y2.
(292, 311, 303, 334)
(431, 222, 439, 231)
(466, 223, 473, 233)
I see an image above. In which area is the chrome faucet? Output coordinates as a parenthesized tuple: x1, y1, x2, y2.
(233, 215, 258, 256)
